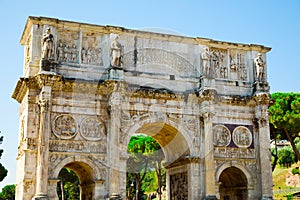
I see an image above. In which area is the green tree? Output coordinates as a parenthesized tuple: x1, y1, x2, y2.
(0, 135, 7, 182)
(277, 146, 296, 167)
(127, 135, 165, 200)
(57, 168, 80, 200)
(0, 184, 15, 200)
(269, 92, 300, 161)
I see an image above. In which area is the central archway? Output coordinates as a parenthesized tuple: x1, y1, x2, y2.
(125, 120, 193, 200)
(135, 122, 190, 164)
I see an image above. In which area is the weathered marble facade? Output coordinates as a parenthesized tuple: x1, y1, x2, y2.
(12, 16, 273, 200)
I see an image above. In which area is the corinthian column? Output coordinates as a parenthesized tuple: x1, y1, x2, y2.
(255, 94, 273, 200)
(202, 111, 217, 200)
(107, 81, 125, 199)
(32, 74, 61, 200)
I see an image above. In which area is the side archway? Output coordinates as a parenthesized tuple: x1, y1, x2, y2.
(216, 162, 254, 200)
(50, 155, 106, 200)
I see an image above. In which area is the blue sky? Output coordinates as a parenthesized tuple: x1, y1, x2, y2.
(0, 0, 299, 189)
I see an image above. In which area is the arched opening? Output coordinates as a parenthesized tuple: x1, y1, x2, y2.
(56, 162, 96, 200)
(57, 168, 80, 200)
(126, 134, 165, 200)
(126, 121, 191, 200)
(219, 166, 248, 200)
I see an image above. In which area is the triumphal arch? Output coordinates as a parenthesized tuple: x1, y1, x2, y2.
(12, 16, 273, 199)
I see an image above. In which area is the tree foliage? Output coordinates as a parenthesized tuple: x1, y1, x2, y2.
(0, 136, 7, 182)
(0, 184, 15, 200)
(127, 135, 165, 200)
(57, 168, 80, 200)
(277, 146, 296, 167)
(269, 92, 300, 161)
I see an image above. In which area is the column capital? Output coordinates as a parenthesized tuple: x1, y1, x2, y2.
(253, 92, 271, 106)
(201, 110, 215, 121)
(106, 81, 127, 107)
(35, 73, 62, 88)
(38, 99, 50, 113)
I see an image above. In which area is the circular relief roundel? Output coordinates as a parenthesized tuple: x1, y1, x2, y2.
(232, 126, 252, 148)
(52, 114, 77, 139)
(80, 116, 106, 141)
(213, 125, 231, 147)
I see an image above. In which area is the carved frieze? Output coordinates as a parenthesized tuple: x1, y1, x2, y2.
(52, 114, 77, 139)
(49, 140, 106, 153)
(214, 147, 255, 158)
(80, 116, 106, 141)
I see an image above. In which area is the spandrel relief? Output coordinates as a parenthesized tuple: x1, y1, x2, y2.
(56, 30, 79, 63)
(82, 33, 103, 65)
(52, 114, 77, 139)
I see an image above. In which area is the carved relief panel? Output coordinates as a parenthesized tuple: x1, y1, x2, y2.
(232, 126, 252, 148)
(170, 172, 188, 200)
(56, 30, 80, 63)
(229, 50, 248, 81)
(210, 48, 227, 79)
(81, 33, 103, 65)
(52, 114, 77, 139)
(80, 116, 106, 141)
(213, 124, 254, 158)
(51, 114, 107, 141)
(213, 125, 231, 147)
(123, 48, 197, 76)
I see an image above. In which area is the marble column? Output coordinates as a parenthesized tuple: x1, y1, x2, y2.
(33, 89, 51, 199)
(203, 112, 217, 200)
(32, 74, 61, 200)
(188, 161, 201, 200)
(107, 89, 123, 199)
(255, 103, 273, 200)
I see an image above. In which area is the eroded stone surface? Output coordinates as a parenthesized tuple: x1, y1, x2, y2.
(12, 16, 273, 200)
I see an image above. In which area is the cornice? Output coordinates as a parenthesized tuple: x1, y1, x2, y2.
(20, 16, 271, 53)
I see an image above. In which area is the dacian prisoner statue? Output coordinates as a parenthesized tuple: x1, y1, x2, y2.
(41, 28, 54, 59)
(254, 53, 265, 82)
(12, 16, 274, 200)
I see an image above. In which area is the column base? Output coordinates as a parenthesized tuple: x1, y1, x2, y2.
(261, 196, 274, 200)
(109, 193, 122, 199)
(205, 195, 218, 200)
(32, 194, 49, 200)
